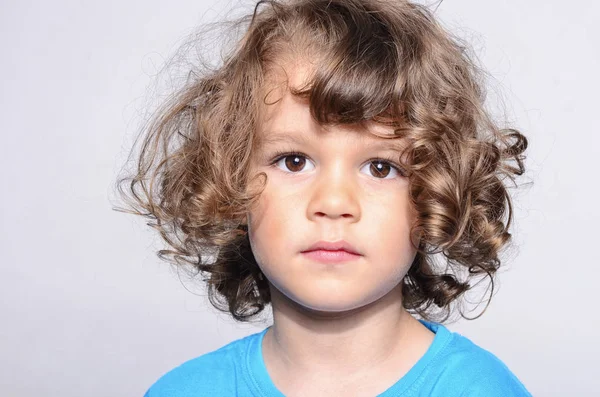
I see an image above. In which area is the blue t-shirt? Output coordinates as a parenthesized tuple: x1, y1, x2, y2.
(144, 320, 531, 396)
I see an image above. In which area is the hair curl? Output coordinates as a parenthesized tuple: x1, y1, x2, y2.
(115, 0, 527, 323)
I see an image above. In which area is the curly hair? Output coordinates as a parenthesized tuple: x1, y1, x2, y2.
(115, 0, 527, 323)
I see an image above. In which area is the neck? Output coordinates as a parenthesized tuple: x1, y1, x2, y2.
(262, 284, 433, 380)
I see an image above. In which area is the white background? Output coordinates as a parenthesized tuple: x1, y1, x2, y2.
(1, 0, 598, 395)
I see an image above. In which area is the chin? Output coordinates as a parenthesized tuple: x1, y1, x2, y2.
(272, 281, 390, 315)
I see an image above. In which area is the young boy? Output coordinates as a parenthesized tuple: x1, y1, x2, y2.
(117, 0, 530, 395)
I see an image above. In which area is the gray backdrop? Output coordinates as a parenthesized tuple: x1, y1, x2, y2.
(1, 0, 598, 395)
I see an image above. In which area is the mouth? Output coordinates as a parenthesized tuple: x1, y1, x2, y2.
(301, 240, 363, 264)
(301, 250, 362, 264)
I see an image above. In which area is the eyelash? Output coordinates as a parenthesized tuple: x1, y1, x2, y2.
(269, 151, 406, 178)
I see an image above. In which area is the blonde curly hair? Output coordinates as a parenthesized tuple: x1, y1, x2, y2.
(116, 0, 527, 322)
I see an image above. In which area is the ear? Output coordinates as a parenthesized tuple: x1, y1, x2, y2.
(237, 215, 250, 234)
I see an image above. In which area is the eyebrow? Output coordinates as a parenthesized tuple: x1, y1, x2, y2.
(260, 130, 407, 149)
(259, 131, 312, 147)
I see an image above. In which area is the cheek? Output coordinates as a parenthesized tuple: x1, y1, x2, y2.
(366, 190, 418, 260)
(247, 182, 296, 264)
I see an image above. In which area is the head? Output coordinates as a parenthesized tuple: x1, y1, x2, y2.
(247, 59, 419, 314)
(117, 0, 527, 322)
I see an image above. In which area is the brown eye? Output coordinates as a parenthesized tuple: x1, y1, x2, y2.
(370, 161, 391, 178)
(285, 156, 305, 172)
(361, 160, 400, 179)
(274, 154, 314, 173)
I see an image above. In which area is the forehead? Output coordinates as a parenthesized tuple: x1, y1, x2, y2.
(257, 60, 404, 150)
(258, 117, 406, 157)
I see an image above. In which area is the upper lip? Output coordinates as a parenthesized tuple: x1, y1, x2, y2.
(302, 240, 362, 256)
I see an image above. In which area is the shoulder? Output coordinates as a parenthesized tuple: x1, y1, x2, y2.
(428, 325, 532, 396)
(143, 330, 263, 397)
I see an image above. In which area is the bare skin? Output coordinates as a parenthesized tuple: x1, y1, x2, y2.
(262, 284, 434, 397)
(249, 58, 435, 396)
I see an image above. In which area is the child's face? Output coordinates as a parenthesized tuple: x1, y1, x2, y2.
(247, 64, 418, 314)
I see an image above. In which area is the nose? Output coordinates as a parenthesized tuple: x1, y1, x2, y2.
(306, 164, 361, 223)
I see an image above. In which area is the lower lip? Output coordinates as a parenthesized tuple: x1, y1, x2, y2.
(301, 250, 362, 264)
